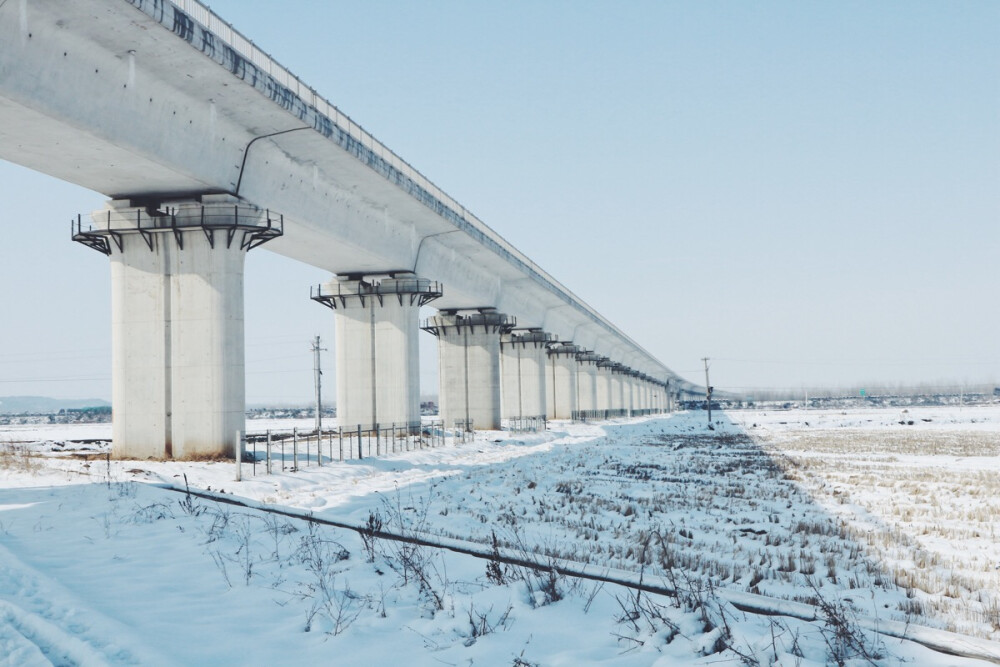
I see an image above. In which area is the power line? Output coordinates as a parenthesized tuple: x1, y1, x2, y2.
(0, 375, 110, 383)
(246, 353, 312, 363)
(710, 357, 996, 367)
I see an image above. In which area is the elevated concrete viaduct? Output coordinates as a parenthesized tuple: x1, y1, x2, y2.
(0, 0, 695, 457)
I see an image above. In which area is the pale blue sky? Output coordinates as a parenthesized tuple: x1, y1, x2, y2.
(1, 0, 997, 403)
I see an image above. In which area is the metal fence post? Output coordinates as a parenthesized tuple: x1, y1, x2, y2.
(234, 429, 242, 482)
(266, 430, 272, 474)
(293, 427, 298, 470)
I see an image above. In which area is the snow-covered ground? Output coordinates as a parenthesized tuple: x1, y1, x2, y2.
(1, 407, 998, 665)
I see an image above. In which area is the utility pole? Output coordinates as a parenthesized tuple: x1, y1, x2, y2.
(702, 357, 713, 424)
(312, 336, 327, 433)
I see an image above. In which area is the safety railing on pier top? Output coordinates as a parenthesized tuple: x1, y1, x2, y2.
(238, 420, 474, 477)
(140, 0, 676, 383)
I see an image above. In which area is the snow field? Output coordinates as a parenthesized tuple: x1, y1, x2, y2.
(0, 406, 998, 664)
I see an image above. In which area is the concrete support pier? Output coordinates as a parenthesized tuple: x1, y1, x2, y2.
(73, 196, 283, 459)
(546, 343, 579, 420)
(312, 274, 441, 430)
(624, 371, 637, 414)
(500, 330, 552, 420)
(422, 309, 515, 431)
(596, 359, 613, 411)
(576, 351, 600, 412)
(610, 364, 626, 412)
(636, 376, 650, 412)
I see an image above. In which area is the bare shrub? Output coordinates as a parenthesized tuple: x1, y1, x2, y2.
(0, 443, 40, 473)
(463, 601, 514, 646)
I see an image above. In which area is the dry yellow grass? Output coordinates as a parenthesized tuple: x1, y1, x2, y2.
(754, 428, 1000, 639)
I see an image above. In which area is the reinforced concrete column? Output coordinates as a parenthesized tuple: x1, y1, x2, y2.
(546, 343, 579, 420)
(312, 275, 441, 430)
(73, 196, 283, 459)
(501, 331, 552, 419)
(638, 378, 650, 411)
(576, 352, 600, 412)
(622, 372, 634, 414)
(596, 359, 613, 411)
(423, 310, 515, 431)
(610, 366, 626, 412)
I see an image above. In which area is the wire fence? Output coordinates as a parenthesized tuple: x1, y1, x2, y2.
(500, 415, 547, 433)
(572, 409, 660, 422)
(239, 420, 475, 476)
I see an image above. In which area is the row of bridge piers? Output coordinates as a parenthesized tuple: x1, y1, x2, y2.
(74, 197, 674, 460)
